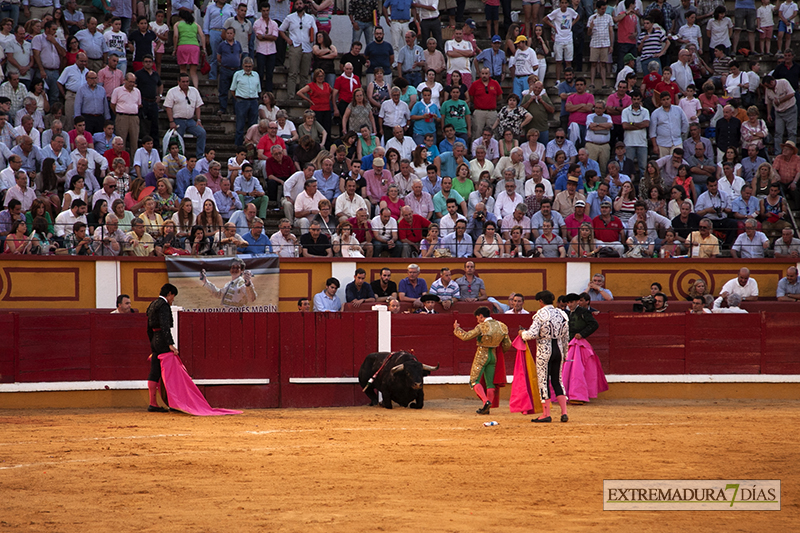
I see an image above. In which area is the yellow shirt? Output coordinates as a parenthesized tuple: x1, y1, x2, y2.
(688, 231, 720, 258)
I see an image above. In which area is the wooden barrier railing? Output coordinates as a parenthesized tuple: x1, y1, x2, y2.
(0, 311, 797, 408)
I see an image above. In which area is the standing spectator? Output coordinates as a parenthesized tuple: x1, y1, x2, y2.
(164, 73, 206, 160)
(587, 1, 614, 89)
(31, 20, 65, 104)
(56, 52, 88, 131)
(97, 54, 124, 105)
(475, 34, 505, 84)
(229, 57, 261, 146)
(110, 72, 140, 158)
(396, 30, 425, 88)
(204, 0, 236, 82)
(279, 0, 316, 97)
(382, 0, 414, 56)
(707, 7, 733, 54)
(217, 27, 243, 116)
(0, 71, 28, 118)
(75, 17, 106, 73)
(349, 0, 379, 46)
(715, 105, 741, 162)
(650, 91, 689, 157)
(253, 3, 279, 93)
(365, 25, 394, 85)
(638, 16, 667, 74)
(415, 0, 441, 50)
(757, 0, 776, 55)
(556, 68, 576, 132)
(545, 0, 579, 83)
(104, 17, 128, 75)
(565, 78, 594, 146)
(444, 25, 474, 87)
(335, 63, 363, 126)
(508, 34, 537, 99)
(5, 26, 34, 88)
(378, 86, 410, 144)
(297, 68, 334, 138)
(341, 41, 368, 81)
(614, 0, 639, 73)
(127, 15, 156, 73)
(468, 67, 502, 141)
(224, 3, 252, 59)
(763, 75, 796, 154)
(74, 69, 110, 135)
(134, 55, 162, 142)
(173, 11, 204, 89)
(732, 0, 757, 54)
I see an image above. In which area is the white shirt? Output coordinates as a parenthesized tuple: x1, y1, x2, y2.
(334, 192, 368, 218)
(0, 167, 15, 190)
(184, 185, 217, 218)
(270, 230, 298, 257)
(371, 215, 398, 240)
(493, 190, 523, 220)
(524, 178, 554, 198)
(438, 212, 466, 236)
(279, 12, 317, 53)
(70, 147, 108, 182)
(508, 47, 538, 76)
(718, 277, 759, 300)
(732, 231, 769, 259)
(547, 8, 579, 43)
(718, 175, 745, 199)
(54, 210, 87, 237)
(384, 136, 417, 160)
(620, 105, 650, 147)
(670, 60, 693, 93)
(283, 171, 308, 202)
(444, 38, 472, 74)
(163, 86, 204, 120)
(13, 125, 40, 147)
(378, 99, 411, 128)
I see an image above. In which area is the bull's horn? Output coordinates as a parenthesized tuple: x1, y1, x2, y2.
(390, 363, 404, 374)
(422, 364, 439, 372)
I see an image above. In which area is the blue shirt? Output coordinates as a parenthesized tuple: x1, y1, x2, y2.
(649, 106, 689, 149)
(93, 132, 114, 153)
(731, 195, 759, 217)
(241, 231, 273, 254)
(440, 231, 473, 257)
(314, 290, 342, 312)
(345, 280, 375, 302)
(383, 0, 412, 19)
(422, 176, 441, 196)
(312, 170, 340, 201)
(475, 48, 506, 77)
(218, 39, 243, 69)
(233, 175, 264, 200)
(74, 84, 110, 119)
(175, 167, 200, 198)
(410, 101, 440, 135)
(425, 144, 440, 163)
(607, 174, 632, 198)
(397, 44, 424, 73)
(364, 40, 394, 74)
(213, 190, 243, 219)
(361, 153, 375, 171)
(438, 136, 468, 154)
(204, 3, 236, 31)
(41, 146, 72, 174)
(578, 159, 601, 181)
(228, 209, 252, 235)
(75, 28, 106, 59)
(740, 156, 766, 184)
(398, 277, 428, 299)
(11, 145, 42, 174)
(439, 151, 464, 178)
(556, 80, 576, 116)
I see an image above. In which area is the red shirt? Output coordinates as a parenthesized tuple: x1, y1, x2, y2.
(68, 130, 93, 148)
(257, 134, 287, 156)
(347, 217, 373, 243)
(333, 74, 361, 104)
(592, 215, 624, 243)
(306, 82, 332, 112)
(397, 214, 431, 243)
(642, 73, 661, 99)
(264, 155, 295, 179)
(468, 79, 503, 110)
(564, 213, 591, 239)
(654, 81, 680, 103)
(104, 148, 131, 168)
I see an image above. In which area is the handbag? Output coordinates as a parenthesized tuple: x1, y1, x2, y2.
(200, 52, 211, 75)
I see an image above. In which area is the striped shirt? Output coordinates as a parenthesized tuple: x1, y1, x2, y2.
(428, 278, 461, 300)
(637, 26, 666, 60)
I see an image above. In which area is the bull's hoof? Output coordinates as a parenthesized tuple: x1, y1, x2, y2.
(369, 400, 378, 406)
(476, 401, 491, 415)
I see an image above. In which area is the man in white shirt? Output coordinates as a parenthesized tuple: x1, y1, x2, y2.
(444, 26, 474, 86)
(293, 177, 326, 233)
(282, 162, 315, 223)
(163, 73, 206, 159)
(55, 198, 88, 238)
(439, 197, 466, 236)
(70, 136, 107, 193)
(270, 217, 299, 258)
(584, 101, 613, 177)
(278, 0, 317, 96)
(715, 268, 759, 308)
(731, 219, 769, 259)
(494, 178, 524, 220)
(378, 87, 410, 145)
(371, 207, 404, 257)
(625, 200, 670, 240)
(184, 175, 217, 218)
(384, 125, 416, 160)
(335, 177, 368, 221)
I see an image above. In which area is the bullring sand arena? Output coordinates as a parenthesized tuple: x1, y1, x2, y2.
(1, 397, 797, 531)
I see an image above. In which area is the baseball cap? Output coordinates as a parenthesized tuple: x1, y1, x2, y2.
(465, 18, 476, 29)
(601, 199, 613, 206)
(492, 35, 502, 43)
(514, 35, 528, 44)
(373, 157, 385, 166)
(623, 53, 636, 63)
(574, 200, 586, 207)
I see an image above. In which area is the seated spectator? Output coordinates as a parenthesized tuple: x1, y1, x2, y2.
(269, 217, 299, 258)
(397, 205, 431, 256)
(687, 217, 721, 257)
(455, 260, 487, 302)
(626, 200, 671, 241)
(420, 223, 446, 257)
(777, 267, 800, 302)
(534, 219, 566, 257)
(466, 202, 497, 243)
(760, 183, 791, 241)
(152, 220, 183, 257)
(294, 178, 327, 234)
(439, 197, 467, 236)
(569, 222, 599, 258)
(299, 220, 333, 257)
(403, 179, 434, 220)
(660, 228, 686, 257)
(398, 263, 428, 307)
(4, 170, 36, 211)
(563, 200, 592, 240)
(440, 219, 473, 257)
(592, 199, 626, 244)
(126, 218, 156, 256)
(313, 277, 342, 312)
(690, 295, 712, 314)
(473, 220, 504, 258)
(62, 221, 94, 255)
(212, 221, 247, 255)
(332, 220, 367, 258)
(774, 227, 800, 258)
(184, 225, 213, 255)
(500, 203, 530, 241)
(553, 172, 586, 218)
(493, 177, 523, 221)
(428, 267, 460, 310)
(492, 147, 525, 183)
(694, 176, 737, 247)
(712, 292, 747, 313)
(345, 268, 376, 308)
(715, 268, 759, 308)
(371, 267, 398, 302)
(371, 207, 404, 257)
(313, 199, 337, 237)
(731, 219, 768, 258)
(55, 198, 88, 238)
(506, 225, 534, 257)
(585, 273, 613, 301)
(504, 293, 529, 314)
(626, 220, 656, 257)
(112, 294, 133, 314)
(531, 198, 566, 240)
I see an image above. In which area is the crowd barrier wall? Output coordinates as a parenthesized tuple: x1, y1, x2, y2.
(0, 310, 797, 408)
(0, 257, 797, 314)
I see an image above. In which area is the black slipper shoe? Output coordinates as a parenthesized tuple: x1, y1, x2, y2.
(147, 405, 169, 413)
(476, 401, 491, 415)
(531, 416, 551, 423)
(561, 414, 569, 423)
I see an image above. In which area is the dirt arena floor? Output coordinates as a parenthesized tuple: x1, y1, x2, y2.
(1, 398, 797, 532)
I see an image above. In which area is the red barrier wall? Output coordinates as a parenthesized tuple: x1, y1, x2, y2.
(1, 311, 798, 409)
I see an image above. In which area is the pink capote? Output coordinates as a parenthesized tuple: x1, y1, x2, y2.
(158, 352, 243, 416)
(561, 338, 609, 403)
(508, 336, 541, 414)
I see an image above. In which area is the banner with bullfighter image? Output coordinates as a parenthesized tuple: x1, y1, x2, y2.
(165, 256, 280, 312)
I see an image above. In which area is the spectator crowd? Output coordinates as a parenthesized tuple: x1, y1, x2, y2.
(0, 0, 798, 261)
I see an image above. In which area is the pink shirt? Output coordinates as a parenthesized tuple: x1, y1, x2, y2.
(252, 17, 278, 56)
(566, 92, 595, 126)
(110, 86, 142, 114)
(363, 169, 394, 202)
(97, 67, 124, 99)
(606, 93, 632, 125)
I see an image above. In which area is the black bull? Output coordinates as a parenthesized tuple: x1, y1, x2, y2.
(358, 351, 439, 409)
